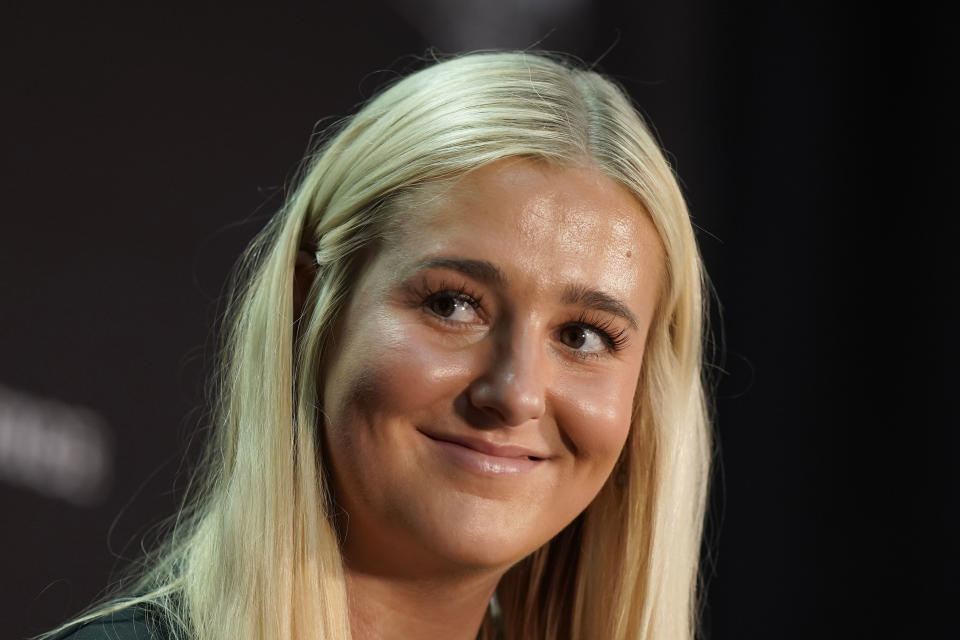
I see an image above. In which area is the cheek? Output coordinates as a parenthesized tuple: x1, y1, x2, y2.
(553, 369, 638, 467)
(324, 313, 477, 435)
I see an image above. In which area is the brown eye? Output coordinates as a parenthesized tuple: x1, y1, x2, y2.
(560, 325, 587, 349)
(558, 323, 609, 354)
(423, 291, 482, 324)
(429, 295, 457, 317)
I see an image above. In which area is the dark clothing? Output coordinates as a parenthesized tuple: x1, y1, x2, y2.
(51, 607, 173, 640)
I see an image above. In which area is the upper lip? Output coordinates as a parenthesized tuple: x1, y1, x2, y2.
(420, 430, 550, 460)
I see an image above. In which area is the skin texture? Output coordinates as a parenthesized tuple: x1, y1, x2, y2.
(317, 158, 665, 639)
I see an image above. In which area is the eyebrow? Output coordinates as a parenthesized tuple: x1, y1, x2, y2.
(561, 284, 639, 329)
(410, 257, 639, 329)
(410, 257, 507, 287)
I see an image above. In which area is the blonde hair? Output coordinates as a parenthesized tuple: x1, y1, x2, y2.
(51, 51, 711, 640)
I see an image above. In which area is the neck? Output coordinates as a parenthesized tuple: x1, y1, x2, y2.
(344, 565, 501, 640)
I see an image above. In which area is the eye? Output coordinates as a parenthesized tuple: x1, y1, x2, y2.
(423, 291, 482, 325)
(557, 313, 629, 356)
(558, 324, 609, 353)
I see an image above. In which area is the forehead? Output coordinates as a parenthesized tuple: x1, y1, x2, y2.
(381, 159, 664, 303)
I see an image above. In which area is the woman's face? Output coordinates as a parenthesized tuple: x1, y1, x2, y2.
(321, 158, 664, 577)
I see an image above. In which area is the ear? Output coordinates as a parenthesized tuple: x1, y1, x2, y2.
(294, 249, 317, 321)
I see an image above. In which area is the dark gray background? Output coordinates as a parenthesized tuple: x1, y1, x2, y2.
(3, 1, 956, 638)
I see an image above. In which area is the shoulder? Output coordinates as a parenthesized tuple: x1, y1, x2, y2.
(49, 607, 175, 640)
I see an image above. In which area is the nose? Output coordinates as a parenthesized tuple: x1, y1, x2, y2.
(466, 326, 547, 427)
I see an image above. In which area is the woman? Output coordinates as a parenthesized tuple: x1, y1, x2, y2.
(51, 51, 711, 640)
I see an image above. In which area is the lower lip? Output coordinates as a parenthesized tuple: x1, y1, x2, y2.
(425, 436, 542, 476)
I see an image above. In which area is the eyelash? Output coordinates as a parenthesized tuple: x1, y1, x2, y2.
(412, 279, 629, 356)
(413, 279, 485, 324)
(571, 311, 630, 353)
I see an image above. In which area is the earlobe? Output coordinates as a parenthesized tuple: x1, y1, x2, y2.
(294, 249, 318, 320)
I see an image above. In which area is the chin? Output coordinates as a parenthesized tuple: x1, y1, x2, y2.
(412, 493, 557, 572)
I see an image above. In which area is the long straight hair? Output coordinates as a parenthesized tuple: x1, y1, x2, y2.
(50, 51, 711, 640)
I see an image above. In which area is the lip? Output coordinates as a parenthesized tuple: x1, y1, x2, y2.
(419, 430, 549, 476)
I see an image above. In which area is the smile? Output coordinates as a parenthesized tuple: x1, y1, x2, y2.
(419, 430, 547, 476)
